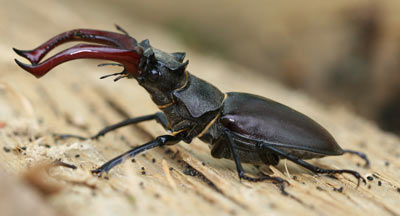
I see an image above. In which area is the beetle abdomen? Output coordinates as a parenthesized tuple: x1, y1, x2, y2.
(207, 133, 280, 165)
(220, 92, 344, 157)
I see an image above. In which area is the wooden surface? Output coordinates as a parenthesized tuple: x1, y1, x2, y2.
(1, 1, 400, 216)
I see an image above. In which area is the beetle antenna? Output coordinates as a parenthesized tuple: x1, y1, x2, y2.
(98, 63, 123, 67)
(113, 74, 128, 82)
(100, 71, 126, 79)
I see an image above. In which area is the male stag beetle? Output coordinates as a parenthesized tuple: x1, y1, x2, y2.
(14, 25, 369, 190)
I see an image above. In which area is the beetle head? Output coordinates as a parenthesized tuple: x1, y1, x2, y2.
(136, 39, 189, 105)
(13, 26, 190, 106)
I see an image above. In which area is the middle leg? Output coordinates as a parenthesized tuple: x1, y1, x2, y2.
(223, 129, 288, 193)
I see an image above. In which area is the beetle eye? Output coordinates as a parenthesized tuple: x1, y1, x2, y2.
(149, 69, 160, 82)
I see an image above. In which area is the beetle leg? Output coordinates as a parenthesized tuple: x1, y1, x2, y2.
(92, 135, 181, 176)
(13, 28, 139, 65)
(15, 44, 140, 78)
(260, 143, 367, 187)
(55, 112, 168, 141)
(223, 129, 288, 194)
(343, 149, 370, 168)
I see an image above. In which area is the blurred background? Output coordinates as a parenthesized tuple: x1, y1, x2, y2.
(3, 0, 400, 135)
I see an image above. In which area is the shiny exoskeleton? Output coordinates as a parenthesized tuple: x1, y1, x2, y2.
(14, 25, 369, 191)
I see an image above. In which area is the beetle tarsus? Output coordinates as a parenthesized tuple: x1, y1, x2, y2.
(315, 168, 366, 187)
(53, 133, 88, 141)
(239, 172, 286, 184)
(92, 161, 119, 177)
(343, 149, 370, 168)
(53, 159, 78, 170)
(91, 168, 105, 176)
(240, 172, 289, 195)
(55, 133, 102, 141)
(240, 172, 288, 185)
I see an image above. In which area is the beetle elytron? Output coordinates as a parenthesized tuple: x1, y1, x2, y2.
(14, 25, 369, 190)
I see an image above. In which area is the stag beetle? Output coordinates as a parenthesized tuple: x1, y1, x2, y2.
(14, 25, 369, 190)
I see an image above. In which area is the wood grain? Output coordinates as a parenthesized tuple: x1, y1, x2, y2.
(1, 1, 399, 216)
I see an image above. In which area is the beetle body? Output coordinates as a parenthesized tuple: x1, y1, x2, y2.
(200, 92, 344, 165)
(137, 45, 343, 163)
(159, 69, 343, 165)
(14, 26, 368, 188)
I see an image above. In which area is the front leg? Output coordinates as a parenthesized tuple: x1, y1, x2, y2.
(92, 134, 181, 176)
(55, 112, 168, 140)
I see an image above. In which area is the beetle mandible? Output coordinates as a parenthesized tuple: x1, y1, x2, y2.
(14, 25, 369, 189)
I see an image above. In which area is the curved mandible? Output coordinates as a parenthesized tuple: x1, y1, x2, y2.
(15, 44, 141, 78)
(13, 28, 140, 65)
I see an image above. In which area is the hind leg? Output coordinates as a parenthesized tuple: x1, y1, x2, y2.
(343, 149, 370, 168)
(259, 143, 366, 187)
